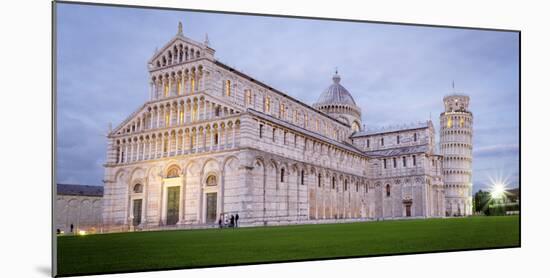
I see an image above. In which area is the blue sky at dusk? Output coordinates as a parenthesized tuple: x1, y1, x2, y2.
(56, 3, 519, 192)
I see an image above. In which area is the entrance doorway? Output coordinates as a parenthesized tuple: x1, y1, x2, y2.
(132, 199, 142, 226)
(166, 187, 180, 225)
(206, 192, 217, 223)
(405, 204, 412, 217)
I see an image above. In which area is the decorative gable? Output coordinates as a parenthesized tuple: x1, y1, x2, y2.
(148, 22, 215, 70)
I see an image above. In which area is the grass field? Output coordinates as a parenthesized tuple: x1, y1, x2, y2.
(57, 216, 519, 276)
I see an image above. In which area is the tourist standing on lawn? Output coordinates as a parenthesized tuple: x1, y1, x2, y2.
(235, 213, 239, 228)
(230, 214, 235, 228)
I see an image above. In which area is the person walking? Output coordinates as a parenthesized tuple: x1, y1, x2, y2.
(235, 213, 239, 228)
(230, 214, 235, 228)
(218, 217, 222, 229)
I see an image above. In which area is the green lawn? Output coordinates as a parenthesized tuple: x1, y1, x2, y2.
(57, 216, 519, 276)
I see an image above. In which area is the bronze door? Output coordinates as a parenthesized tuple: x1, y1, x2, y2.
(206, 193, 217, 224)
(133, 199, 142, 226)
(166, 187, 180, 225)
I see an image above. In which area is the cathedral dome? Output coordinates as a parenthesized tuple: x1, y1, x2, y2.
(313, 71, 362, 132)
(315, 71, 357, 106)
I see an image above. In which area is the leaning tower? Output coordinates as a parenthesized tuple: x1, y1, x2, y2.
(440, 94, 473, 216)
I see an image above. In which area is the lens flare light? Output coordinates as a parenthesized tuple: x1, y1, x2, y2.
(490, 183, 506, 199)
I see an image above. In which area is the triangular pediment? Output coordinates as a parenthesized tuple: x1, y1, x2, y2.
(148, 34, 210, 66)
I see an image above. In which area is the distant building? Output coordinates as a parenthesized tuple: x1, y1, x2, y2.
(101, 22, 472, 232)
(55, 184, 103, 234)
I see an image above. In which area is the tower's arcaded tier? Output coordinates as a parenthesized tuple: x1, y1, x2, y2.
(440, 94, 473, 216)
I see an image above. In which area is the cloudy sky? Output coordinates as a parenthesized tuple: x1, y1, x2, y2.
(56, 3, 519, 192)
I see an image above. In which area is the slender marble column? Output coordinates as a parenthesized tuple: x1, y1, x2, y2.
(122, 143, 127, 163)
(182, 132, 186, 153)
(129, 141, 134, 162)
(156, 109, 160, 128)
(195, 131, 199, 152)
(185, 77, 190, 94)
(117, 145, 122, 164)
(154, 137, 158, 159)
(202, 129, 206, 150)
(136, 141, 141, 161)
(175, 132, 179, 155)
(210, 130, 214, 151)
(168, 106, 173, 127)
(161, 137, 165, 158)
(197, 101, 201, 121)
(183, 103, 187, 124)
(176, 104, 180, 126)
(167, 135, 171, 157)
(168, 77, 173, 97)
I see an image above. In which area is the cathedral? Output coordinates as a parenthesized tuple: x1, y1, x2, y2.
(102, 22, 473, 232)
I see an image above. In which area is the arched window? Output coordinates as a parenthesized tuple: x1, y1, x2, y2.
(259, 124, 264, 138)
(280, 168, 285, 182)
(318, 173, 321, 187)
(245, 89, 252, 105)
(397, 135, 400, 144)
(393, 157, 397, 168)
(133, 184, 143, 193)
(414, 133, 417, 142)
(344, 180, 348, 191)
(381, 137, 384, 146)
(386, 184, 391, 197)
(332, 177, 336, 189)
(224, 80, 231, 96)
(206, 175, 217, 186)
(300, 170, 305, 185)
(264, 96, 271, 113)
